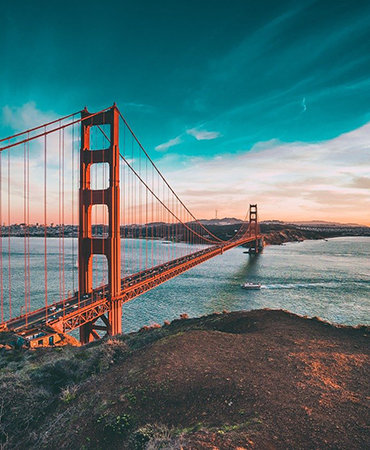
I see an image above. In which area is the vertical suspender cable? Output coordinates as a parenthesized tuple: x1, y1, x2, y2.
(124, 137, 127, 278)
(131, 136, 134, 273)
(134, 141, 137, 273)
(123, 124, 126, 279)
(58, 125, 61, 302)
(122, 124, 125, 279)
(7, 149, 11, 319)
(77, 120, 80, 308)
(72, 117, 75, 294)
(145, 157, 148, 271)
(127, 132, 131, 279)
(89, 127, 93, 294)
(157, 174, 160, 264)
(27, 137, 30, 315)
(94, 164, 97, 287)
(0, 151, 3, 323)
(161, 182, 163, 264)
(23, 142, 27, 321)
(94, 165, 97, 287)
(44, 129, 48, 316)
(93, 131, 96, 288)
(62, 128, 65, 306)
(151, 165, 154, 267)
(172, 194, 174, 261)
(139, 142, 142, 275)
(102, 122, 106, 288)
(100, 117, 104, 288)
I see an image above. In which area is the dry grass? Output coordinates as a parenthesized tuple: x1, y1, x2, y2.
(0, 309, 368, 449)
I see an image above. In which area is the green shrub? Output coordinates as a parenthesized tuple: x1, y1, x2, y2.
(30, 359, 81, 393)
(97, 412, 135, 437)
(125, 392, 137, 405)
(60, 385, 78, 403)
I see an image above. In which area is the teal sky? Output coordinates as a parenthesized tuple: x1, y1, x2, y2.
(1, 0, 370, 223)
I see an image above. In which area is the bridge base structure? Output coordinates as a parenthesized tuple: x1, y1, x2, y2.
(245, 237, 264, 254)
(78, 105, 121, 344)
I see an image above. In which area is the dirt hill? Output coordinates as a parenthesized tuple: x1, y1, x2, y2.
(0, 310, 368, 449)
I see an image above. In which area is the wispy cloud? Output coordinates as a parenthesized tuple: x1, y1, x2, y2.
(186, 128, 221, 141)
(2, 102, 57, 131)
(161, 122, 370, 224)
(155, 136, 182, 151)
(301, 97, 307, 112)
(349, 176, 370, 189)
(155, 126, 221, 153)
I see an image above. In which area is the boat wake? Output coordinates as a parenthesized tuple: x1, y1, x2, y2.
(260, 282, 340, 290)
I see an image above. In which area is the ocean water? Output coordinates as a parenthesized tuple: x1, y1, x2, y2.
(123, 236, 370, 331)
(1, 237, 369, 331)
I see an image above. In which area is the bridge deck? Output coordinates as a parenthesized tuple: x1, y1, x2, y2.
(2, 235, 262, 338)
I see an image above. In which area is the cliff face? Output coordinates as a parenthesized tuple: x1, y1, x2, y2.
(0, 310, 368, 449)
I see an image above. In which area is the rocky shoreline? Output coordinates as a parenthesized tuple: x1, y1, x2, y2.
(263, 228, 327, 245)
(261, 224, 370, 246)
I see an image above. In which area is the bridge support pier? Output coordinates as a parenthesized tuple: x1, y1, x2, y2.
(109, 299, 122, 336)
(79, 105, 121, 344)
(79, 322, 95, 343)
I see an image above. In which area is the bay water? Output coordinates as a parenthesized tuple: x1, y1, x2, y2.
(1, 236, 369, 331)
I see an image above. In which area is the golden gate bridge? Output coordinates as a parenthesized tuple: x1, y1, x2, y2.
(0, 105, 263, 346)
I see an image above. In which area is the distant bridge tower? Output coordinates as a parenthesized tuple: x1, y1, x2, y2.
(249, 204, 263, 254)
(79, 105, 121, 344)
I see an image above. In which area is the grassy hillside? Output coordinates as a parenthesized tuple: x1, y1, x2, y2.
(0, 310, 368, 449)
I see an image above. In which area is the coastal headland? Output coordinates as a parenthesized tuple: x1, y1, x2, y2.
(1, 309, 368, 449)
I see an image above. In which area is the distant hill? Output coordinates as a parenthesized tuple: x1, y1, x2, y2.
(262, 220, 367, 228)
(197, 217, 244, 226)
(199, 218, 367, 228)
(289, 220, 364, 227)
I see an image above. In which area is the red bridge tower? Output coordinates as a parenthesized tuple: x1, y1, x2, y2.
(249, 204, 262, 254)
(79, 106, 121, 344)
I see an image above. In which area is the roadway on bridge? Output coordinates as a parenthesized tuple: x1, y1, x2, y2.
(5, 236, 260, 336)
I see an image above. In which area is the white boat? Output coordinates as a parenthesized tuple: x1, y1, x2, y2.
(241, 282, 261, 290)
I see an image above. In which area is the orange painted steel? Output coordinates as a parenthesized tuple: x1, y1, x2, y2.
(0, 101, 264, 346)
(1, 231, 261, 340)
(249, 204, 261, 253)
(78, 106, 121, 343)
(0, 108, 112, 152)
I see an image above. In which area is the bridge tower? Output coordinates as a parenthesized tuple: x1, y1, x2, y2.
(249, 204, 262, 254)
(79, 105, 121, 344)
